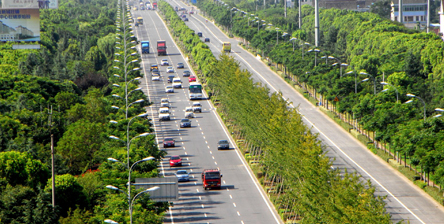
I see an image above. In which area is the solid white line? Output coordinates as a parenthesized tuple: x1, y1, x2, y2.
(169, 206, 174, 224)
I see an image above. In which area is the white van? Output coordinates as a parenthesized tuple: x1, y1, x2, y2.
(172, 78, 182, 88)
(161, 98, 169, 107)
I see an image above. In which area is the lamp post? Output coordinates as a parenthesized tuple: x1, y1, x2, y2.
(106, 183, 159, 224)
(380, 82, 399, 103)
(405, 93, 427, 121)
(275, 27, 280, 45)
(345, 70, 357, 94)
(300, 42, 310, 59)
(290, 38, 297, 51)
(359, 72, 376, 95)
(307, 48, 321, 67)
(434, 108, 444, 118)
(331, 60, 348, 78)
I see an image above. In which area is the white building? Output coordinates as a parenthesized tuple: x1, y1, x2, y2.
(390, 0, 427, 28)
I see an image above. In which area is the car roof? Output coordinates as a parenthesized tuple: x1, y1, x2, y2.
(164, 137, 174, 140)
(178, 62, 184, 64)
(161, 59, 168, 61)
(176, 170, 187, 173)
(181, 118, 189, 121)
(166, 86, 173, 88)
(193, 102, 201, 105)
(218, 140, 229, 143)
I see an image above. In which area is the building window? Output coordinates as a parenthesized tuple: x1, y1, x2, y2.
(416, 16, 419, 21)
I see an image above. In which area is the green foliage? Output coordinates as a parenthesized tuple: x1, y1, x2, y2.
(45, 174, 88, 217)
(0, 151, 49, 189)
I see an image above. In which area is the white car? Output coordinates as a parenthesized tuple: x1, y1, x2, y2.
(161, 59, 169, 66)
(166, 66, 175, 73)
(152, 74, 160, 81)
(172, 77, 182, 88)
(185, 106, 194, 118)
(165, 86, 174, 93)
(192, 102, 202, 113)
(175, 170, 190, 182)
(161, 98, 169, 107)
(159, 107, 170, 121)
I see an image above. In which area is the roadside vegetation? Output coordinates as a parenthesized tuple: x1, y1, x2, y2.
(197, 0, 444, 202)
(0, 0, 167, 223)
(159, 1, 391, 222)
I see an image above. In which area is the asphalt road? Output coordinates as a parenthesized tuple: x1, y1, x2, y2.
(164, 1, 444, 223)
(130, 5, 281, 224)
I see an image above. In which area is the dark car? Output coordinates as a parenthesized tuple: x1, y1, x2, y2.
(217, 140, 230, 150)
(151, 68, 160, 75)
(184, 18, 188, 22)
(163, 137, 175, 148)
(182, 70, 191, 77)
(177, 62, 184, 69)
(180, 118, 191, 128)
(181, 14, 186, 18)
(197, 32, 202, 37)
(204, 38, 210, 42)
(167, 75, 175, 83)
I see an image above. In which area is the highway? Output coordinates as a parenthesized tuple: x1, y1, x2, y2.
(130, 4, 281, 224)
(162, 0, 444, 223)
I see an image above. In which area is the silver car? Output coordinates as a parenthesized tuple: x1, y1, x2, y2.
(175, 170, 190, 182)
(217, 140, 230, 150)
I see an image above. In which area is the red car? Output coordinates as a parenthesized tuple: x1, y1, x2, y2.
(189, 75, 196, 82)
(163, 137, 175, 148)
(169, 155, 182, 167)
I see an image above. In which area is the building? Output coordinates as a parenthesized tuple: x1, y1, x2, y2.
(390, 0, 427, 28)
(300, 0, 379, 11)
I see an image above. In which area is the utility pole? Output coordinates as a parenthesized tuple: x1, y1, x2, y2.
(314, 0, 319, 47)
(298, 0, 302, 28)
(427, 0, 430, 33)
(398, 0, 403, 23)
(48, 105, 55, 210)
(284, 0, 287, 18)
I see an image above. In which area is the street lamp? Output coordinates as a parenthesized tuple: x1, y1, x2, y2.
(345, 70, 357, 94)
(331, 61, 348, 78)
(275, 28, 280, 45)
(307, 48, 321, 67)
(290, 38, 297, 51)
(106, 184, 159, 224)
(434, 108, 444, 118)
(380, 82, 399, 103)
(405, 93, 427, 121)
(359, 72, 376, 95)
(300, 42, 310, 59)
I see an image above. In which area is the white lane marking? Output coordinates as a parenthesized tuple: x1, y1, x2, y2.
(205, 141, 208, 144)
(185, 152, 187, 155)
(201, 204, 205, 209)
(212, 156, 214, 160)
(215, 161, 217, 165)
(230, 195, 232, 199)
(196, 189, 199, 192)
(237, 211, 241, 216)
(233, 203, 236, 207)
(201, 131, 204, 135)
(223, 180, 226, 184)
(210, 151, 212, 154)
(241, 221, 244, 224)
(204, 213, 207, 217)
(199, 196, 202, 200)
(203, 136, 206, 139)
(207, 145, 210, 149)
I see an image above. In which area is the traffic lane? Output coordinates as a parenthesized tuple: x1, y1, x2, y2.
(140, 11, 245, 223)
(145, 7, 280, 224)
(163, 3, 444, 224)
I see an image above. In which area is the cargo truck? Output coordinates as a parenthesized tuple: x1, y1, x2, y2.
(141, 41, 150, 54)
(152, 2, 157, 9)
(157, 40, 167, 56)
(201, 169, 222, 190)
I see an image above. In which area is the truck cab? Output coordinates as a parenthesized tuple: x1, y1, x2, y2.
(157, 40, 167, 56)
(201, 169, 222, 190)
(141, 41, 150, 54)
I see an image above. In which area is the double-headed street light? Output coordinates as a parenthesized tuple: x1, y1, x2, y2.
(345, 70, 357, 94)
(434, 108, 444, 118)
(332, 62, 348, 78)
(405, 93, 427, 121)
(360, 72, 376, 95)
(106, 182, 159, 224)
(380, 82, 399, 103)
(307, 48, 321, 67)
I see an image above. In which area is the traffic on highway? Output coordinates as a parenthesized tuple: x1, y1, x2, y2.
(130, 2, 281, 223)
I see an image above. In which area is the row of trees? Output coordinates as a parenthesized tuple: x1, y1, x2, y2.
(197, 0, 444, 190)
(159, 1, 390, 222)
(0, 0, 168, 222)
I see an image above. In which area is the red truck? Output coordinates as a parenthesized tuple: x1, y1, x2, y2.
(201, 169, 222, 190)
(157, 40, 167, 56)
(152, 2, 157, 10)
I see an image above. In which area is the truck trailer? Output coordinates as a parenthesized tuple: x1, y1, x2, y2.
(157, 40, 167, 56)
